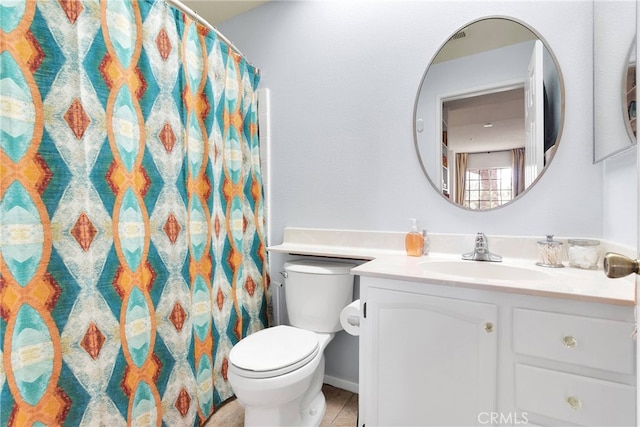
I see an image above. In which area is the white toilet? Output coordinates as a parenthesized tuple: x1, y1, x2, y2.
(227, 259, 356, 426)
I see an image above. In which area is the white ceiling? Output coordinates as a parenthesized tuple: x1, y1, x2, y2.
(435, 18, 537, 64)
(179, 0, 269, 26)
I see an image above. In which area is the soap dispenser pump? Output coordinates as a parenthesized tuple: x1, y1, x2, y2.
(405, 218, 424, 257)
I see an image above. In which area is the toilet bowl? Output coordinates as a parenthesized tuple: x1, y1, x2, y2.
(228, 326, 333, 426)
(227, 260, 356, 427)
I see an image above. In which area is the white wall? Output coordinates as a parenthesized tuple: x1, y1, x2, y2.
(221, 1, 600, 240)
(602, 149, 637, 248)
(218, 0, 636, 388)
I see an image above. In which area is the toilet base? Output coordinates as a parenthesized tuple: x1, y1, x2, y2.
(240, 355, 327, 427)
(302, 391, 326, 426)
(244, 390, 326, 427)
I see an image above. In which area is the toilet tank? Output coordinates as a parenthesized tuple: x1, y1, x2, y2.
(283, 260, 356, 333)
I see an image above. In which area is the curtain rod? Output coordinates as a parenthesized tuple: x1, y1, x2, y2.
(164, 0, 259, 72)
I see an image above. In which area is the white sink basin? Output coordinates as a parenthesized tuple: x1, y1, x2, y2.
(418, 260, 553, 282)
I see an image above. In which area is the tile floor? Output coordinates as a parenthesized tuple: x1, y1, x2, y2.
(204, 384, 358, 426)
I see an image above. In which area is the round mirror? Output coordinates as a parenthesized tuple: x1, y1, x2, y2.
(623, 41, 636, 143)
(414, 17, 564, 211)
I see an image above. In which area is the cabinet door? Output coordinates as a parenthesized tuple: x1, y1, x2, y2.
(361, 287, 498, 427)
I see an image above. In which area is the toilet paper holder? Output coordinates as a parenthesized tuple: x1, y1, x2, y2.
(347, 315, 360, 327)
(340, 299, 361, 336)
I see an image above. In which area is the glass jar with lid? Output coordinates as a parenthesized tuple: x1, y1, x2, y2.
(567, 239, 601, 269)
(536, 235, 564, 268)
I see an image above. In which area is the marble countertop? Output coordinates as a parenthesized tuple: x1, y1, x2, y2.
(268, 228, 636, 306)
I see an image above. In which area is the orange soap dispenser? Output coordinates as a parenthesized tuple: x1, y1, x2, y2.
(405, 218, 424, 256)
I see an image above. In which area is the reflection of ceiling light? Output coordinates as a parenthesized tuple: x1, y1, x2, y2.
(483, 122, 493, 128)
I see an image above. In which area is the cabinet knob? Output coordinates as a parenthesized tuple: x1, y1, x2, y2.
(483, 322, 494, 333)
(566, 396, 582, 410)
(563, 336, 578, 348)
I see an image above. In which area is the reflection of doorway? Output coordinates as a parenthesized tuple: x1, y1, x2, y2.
(525, 39, 544, 187)
(439, 83, 525, 205)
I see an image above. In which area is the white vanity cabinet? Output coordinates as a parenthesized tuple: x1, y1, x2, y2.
(358, 276, 636, 427)
(360, 284, 498, 426)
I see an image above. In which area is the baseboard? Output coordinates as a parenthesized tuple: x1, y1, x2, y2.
(323, 375, 358, 394)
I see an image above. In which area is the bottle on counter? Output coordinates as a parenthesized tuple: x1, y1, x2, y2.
(422, 229, 430, 256)
(405, 218, 424, 257)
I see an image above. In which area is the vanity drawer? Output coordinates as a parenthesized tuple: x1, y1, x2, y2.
(515, 364, 635, 426)
(513, 308, 634, 374)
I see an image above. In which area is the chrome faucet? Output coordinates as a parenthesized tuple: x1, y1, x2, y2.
(462, 232, 502, 262)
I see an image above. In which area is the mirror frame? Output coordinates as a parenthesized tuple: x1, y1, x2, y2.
(413, 15, 565, 211)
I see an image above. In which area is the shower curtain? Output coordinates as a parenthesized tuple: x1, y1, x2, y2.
(0, 1, 269, 425)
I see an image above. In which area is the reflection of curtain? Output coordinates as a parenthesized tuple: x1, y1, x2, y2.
(455, 153, 468, 204)
(0, 1, 268, 425)
(512, 148, 526, 197)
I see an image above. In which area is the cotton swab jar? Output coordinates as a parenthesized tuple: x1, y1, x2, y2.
(536, 235, 564, 268)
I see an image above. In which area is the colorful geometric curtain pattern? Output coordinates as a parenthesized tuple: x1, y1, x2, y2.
(0, 1, 269, 425)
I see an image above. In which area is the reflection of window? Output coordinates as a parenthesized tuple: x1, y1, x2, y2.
(464, 167, 513, 210)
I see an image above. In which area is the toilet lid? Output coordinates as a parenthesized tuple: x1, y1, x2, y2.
(229, 325, 319, 379)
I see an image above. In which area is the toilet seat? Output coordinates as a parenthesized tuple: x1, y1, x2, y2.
(229, 325, 319, 379)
